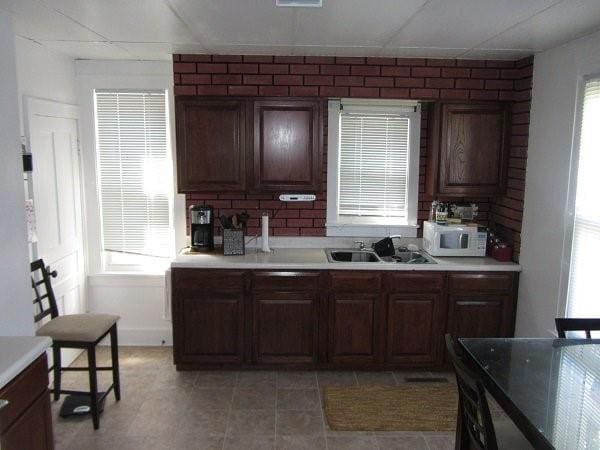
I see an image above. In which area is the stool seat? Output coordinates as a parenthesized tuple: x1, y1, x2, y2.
(37, 314, 120, 343)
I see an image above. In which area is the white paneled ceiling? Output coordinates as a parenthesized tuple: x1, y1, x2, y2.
(1, 0, 600, 60)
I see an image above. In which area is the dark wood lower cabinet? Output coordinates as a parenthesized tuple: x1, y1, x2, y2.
(328, 293, 381, 365)
(0, 355, 54, 450)
(253, 291, 319, 365)
(386, 293, 445, 365)
(171, 268, 519, 370)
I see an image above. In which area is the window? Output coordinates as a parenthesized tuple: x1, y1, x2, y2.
(94, 90, 174, 269)
(566, 79, 600, 318)
(326, 99, 420, 237)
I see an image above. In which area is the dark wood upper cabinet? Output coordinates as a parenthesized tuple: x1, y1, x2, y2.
(251, 99, 322, 192)
(175, 97, 247, 192)
(427, 102, 510, 196)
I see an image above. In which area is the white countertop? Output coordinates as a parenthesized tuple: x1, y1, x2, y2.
(0, 336, 52, 390)
(171, 247, 521, 272)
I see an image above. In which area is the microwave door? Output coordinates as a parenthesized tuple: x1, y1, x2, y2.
(439, 232, 470, 249)
(440, 233, 459, 249)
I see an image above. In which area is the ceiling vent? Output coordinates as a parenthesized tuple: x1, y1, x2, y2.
(276, 0, 323, 7)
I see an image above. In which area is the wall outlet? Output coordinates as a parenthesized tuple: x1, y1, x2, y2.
(279, 194, 316, 202)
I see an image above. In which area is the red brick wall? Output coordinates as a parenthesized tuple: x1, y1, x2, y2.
(173, 54, 533, 259)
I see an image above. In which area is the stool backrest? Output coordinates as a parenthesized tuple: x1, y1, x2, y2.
(445, 334, 498, 450)
(31, 259, 59, 323)
(555, 318, 600, 339)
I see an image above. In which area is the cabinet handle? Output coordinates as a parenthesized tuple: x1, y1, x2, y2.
(0, 399, 8, 410)
(456, 301, 499, 306)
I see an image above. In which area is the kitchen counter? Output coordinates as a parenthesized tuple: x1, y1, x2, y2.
(0, 336, 52, 390)
(171, 247, 521, 271)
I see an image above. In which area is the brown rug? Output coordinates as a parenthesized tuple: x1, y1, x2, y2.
(323, 383, 458, 432)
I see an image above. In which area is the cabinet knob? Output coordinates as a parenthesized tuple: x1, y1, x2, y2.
(0, 399, 8, 410)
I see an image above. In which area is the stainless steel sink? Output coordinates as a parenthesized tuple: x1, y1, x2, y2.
(325, 249, 436, 264)
(327, 249, 381, 262)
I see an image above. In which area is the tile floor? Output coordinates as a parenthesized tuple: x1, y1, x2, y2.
(52, 347, 505, 450)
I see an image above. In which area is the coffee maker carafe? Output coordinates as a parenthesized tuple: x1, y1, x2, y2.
(190, 205, 214, 252)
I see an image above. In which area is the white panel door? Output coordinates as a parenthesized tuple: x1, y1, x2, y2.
(25, 97, 85, 318)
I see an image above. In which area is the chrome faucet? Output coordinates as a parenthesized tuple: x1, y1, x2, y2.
(354, 240, 366, 250)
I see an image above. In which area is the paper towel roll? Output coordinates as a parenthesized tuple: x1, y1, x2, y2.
(261, 214, 271, 253)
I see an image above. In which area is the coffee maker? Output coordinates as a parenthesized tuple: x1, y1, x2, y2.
(190, 205, 214, 252)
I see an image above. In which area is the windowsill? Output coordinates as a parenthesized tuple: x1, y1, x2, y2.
(326, 222, 419, 238)
(88, 272, 166, 287)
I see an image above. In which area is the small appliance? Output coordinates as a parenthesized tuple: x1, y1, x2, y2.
(190, 205, 214, 252)
(422, 221, 487, 257)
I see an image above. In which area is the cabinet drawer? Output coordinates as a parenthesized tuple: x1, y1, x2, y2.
(385, 272, 444, 292)
(449, 273, 513, 293)
(0, 355, 48, 434)
(328, 272, 382, 292)
(253, 271, 320, 291)
(172, 269, 245, 292)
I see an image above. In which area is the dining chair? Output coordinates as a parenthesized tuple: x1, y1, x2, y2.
(31, 258, 121, 430)
(555, 318, 600, 338)
(445, 334, 533, 450)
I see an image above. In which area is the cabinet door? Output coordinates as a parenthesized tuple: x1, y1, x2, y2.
(253, 291, 319, 365)
(172, 270, 246, 365)
(252, 99, 322, 192)
(178, 292, 245, 363)
(328, 293, 382, 365)
(447, 295, 508, 338)
(429, 102, 509, 196)
(176, 97, 247, 192)
(386, 293, 444, 365)
(1, 393, 53, 450)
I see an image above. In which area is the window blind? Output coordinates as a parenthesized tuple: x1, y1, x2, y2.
(567, 79, 600, 318)
(94, 90, 173, 258)
(338, 110, 410, 217)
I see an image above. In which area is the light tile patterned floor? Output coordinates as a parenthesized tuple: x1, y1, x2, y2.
(53, 347, 461, 450)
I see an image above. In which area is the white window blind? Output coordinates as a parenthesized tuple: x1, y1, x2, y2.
(567, 79, 600, 318)
(94, 90, 173, 258)
(338, 108, 411, 218)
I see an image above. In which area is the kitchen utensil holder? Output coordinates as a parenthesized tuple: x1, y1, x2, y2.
(223, 229, 245, 256)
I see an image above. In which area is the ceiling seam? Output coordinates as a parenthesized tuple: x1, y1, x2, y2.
(459, 0, 567, 56)
(162, 0, 209, 53)
(378, 0, 435, 52)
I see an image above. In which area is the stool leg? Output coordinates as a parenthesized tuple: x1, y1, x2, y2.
(52, 346, 61, 401)
(87, 345, 99, 430)
(110, 325, 121, 401)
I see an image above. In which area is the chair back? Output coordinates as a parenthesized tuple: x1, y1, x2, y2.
(445, 334, 497, 450)
(555, 318, 600, 339)
(31, 259, 59, 323)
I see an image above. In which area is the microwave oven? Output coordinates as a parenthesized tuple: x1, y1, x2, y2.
(422, 221, 487, 257)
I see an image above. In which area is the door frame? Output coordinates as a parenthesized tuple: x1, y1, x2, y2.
(24, 97, 85, 368)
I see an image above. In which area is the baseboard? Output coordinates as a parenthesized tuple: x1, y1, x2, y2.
(98, 327, 173, 347)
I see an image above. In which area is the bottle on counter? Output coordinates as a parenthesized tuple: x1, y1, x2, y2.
(435, 202, 448, 225)
(429, 200, 438, 221)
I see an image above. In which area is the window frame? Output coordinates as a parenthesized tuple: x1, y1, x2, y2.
(326, 99, 421, 237)
(76, 61, 185, 275)
(559, 74, 600, 318)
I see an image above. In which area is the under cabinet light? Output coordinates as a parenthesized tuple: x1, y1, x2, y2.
(276, 0, 323, 7)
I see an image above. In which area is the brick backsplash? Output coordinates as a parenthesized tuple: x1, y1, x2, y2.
(174, 54, 533, 261)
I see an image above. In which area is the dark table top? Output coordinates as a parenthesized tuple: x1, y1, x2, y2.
(459, 338, 600, 450)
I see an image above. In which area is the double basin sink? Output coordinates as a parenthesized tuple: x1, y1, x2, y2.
(325, 249, 436, 265)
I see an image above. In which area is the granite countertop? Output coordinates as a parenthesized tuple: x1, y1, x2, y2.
(0, 336, 52, 390)
(171, 247, 521, 272)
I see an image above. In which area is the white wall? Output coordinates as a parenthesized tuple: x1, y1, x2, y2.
(516, 30, 600, 337)
(76, 60, 180, 345)
(15, 36, 77, 136)
(0, 12, 35, 336)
